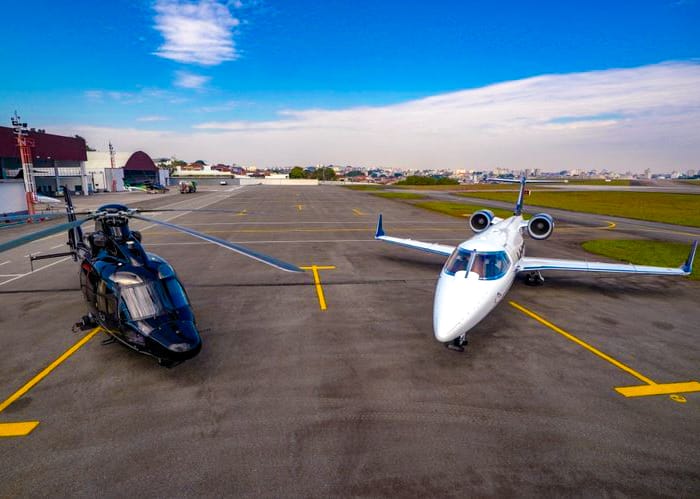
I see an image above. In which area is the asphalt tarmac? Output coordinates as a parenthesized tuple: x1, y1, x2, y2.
(0, 185, 698, 497)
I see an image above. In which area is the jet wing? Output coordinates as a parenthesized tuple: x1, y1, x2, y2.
(518, 241, 696, 276)
(374, 214, 455, 257)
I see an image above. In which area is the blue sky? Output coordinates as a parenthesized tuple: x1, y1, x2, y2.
(1, 1, 699, 170)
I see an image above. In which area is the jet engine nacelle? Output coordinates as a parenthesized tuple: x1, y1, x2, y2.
(469, 209, 495, 233)
(527, 213, 554, 240)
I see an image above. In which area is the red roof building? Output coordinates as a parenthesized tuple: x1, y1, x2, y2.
(0, 126, 87, 162)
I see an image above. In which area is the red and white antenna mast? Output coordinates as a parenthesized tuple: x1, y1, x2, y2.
(109, 141, 116, 169)
(11, 112, 38, 217)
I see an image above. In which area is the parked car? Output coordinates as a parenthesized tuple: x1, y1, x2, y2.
(219, 180, 228, 185)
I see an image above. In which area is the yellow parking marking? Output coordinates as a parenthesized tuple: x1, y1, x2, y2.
(235, 209, 247, 216)
(300, 265, 335, 311)
(0, 421, 40, 437)
(509, 301, 699, 403)
(352, 208, 365, 216)
(0, 326, 102, 436)
(297, 204, 303, 211)
(615, 381, 700, 398)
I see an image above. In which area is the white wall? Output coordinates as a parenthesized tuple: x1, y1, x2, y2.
(0, 181, 29, 214)
(232, 178, 318, 186)
(105, 168, 125, 192)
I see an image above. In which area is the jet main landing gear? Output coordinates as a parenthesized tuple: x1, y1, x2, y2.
(524, 271, 545, 286)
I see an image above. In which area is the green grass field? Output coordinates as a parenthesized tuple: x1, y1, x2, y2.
(456, 191, 700, 227)
(342, 184, 385, 190)
(391, 183, 519, 191)
(561, 179, 632, 186)
(372, 192, 426, 200)
(413, 201, 517, 219)
(582, 239, 698, 280)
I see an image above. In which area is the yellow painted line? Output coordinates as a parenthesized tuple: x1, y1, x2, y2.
(0, 326, 102, 428)
(352, 208, 365, 216)
(509, 301, 698, 403)
(235, 209, 247, 216)
(297, 204, 303, 211)
(615, 381, 700, 398)
(0, 421, 40, 437)
(300, 265, 335, 311)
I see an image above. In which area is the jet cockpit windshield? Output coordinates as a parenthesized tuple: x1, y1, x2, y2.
(444, 248, 510, 280)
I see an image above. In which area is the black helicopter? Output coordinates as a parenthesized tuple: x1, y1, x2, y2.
(0, 191, 302, 367)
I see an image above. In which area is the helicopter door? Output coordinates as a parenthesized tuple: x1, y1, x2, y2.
(96, 281, 119, 326)
(80, 263, 98, 309)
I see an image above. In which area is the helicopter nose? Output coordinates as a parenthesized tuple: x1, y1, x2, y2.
(165, 321, 202, 354)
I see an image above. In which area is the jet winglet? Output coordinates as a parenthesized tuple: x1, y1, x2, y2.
(682, 240, 697, 274)
(375, 214, 385, 238)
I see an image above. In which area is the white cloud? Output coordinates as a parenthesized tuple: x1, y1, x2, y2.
(174, 71, 211, 89)
(137, 115, 170, 122)
(194, 100, 241, 112)
(84, 88, 180, 104)
(153, 0, 240, 65)
(67, 62, 700, 172)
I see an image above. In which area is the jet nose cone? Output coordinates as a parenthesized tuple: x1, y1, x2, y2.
(432, 272, 485, 342)
(433, 315, 467, 343)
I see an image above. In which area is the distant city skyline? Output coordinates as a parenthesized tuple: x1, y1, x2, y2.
(1, 1, 699, 172)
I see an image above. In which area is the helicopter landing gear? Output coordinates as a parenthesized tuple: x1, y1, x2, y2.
(72, 314, 97, 333)
(446, 334, 468, 352)
(158, 358, 180, 368)
(524, 271, 545, 286)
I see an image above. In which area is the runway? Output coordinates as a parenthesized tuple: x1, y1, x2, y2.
(0, 185, 698, 497)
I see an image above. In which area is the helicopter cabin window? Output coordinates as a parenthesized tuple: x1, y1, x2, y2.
(444, 248, 473, 275)
(120, 282, 173, 320)
(471, 251, 510, 280)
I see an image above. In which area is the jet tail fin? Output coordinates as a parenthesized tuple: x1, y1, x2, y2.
(485, 177, 566, 215)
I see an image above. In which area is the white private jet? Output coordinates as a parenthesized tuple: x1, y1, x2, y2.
(375, 177, 697, 351)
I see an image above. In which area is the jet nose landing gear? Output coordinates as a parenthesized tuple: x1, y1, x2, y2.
(446, 334, 468, 352)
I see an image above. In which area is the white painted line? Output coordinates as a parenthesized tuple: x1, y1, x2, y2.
(50, 244, 64, 249)
(0, 256, 72, 287)
(0, 274, 22, 277)
(0, 261, 10, 267)
(144, 237, 464, 246)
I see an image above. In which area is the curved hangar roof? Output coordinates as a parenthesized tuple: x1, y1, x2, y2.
(124, 151, 157, 171)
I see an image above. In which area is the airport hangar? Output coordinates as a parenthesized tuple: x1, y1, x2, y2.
(0, 125, 166, 214)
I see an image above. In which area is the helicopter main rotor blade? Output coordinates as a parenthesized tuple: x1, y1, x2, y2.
(130, 214, 303, 273)
(0, 217, 92, 254)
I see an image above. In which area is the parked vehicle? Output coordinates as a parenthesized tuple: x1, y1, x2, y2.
(179, 181, 197, 193)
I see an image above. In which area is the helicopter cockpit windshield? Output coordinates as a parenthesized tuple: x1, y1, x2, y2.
(444, 248, 510, 280)
(120, 282, 172, 320)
